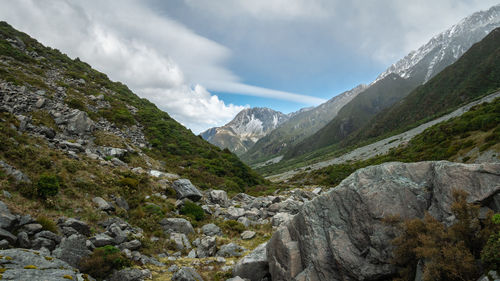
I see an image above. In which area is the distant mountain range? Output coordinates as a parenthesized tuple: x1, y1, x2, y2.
(200, 107, 288, 155)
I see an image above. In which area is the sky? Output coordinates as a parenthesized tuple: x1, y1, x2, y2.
(0, 0, 498, 133)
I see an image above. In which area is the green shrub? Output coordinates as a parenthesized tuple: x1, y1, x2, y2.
(66, 98, 86, 111)
(144, 204, 164, 216)
(36, 174, 60, 198)
(79, 245, 131, 280)
(36, 216, 58, 233)
(481, 232, 500, 271)
(219, 220, 245, 236)
(180, 201, 205, 221)
(18, 181, 37, 198)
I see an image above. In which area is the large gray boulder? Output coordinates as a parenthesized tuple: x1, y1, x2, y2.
(208, 190, 229, 207)
(267, 161, 500, 281)
(0, 248, 89, 280)
(64, 110, 95, 136)
(159, 218, 194, 235)
(60, 218, 91, 237)
(233, 242, 269, 281)
(172, 267, 204, 281)
(53, 234, 91, 268)
(172, 179, 203, 201)
(201, 223, 222, 236)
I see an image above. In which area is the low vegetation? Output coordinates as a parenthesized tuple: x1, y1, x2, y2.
(79, 245, 131, 280)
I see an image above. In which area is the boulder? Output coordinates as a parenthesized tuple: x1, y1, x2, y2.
(159, 218, 194, 235)
(233, 242, 269, 281)
(172, 267, 205, 281)
(0, 160, 31, 183)
(216, 243, 246, 257)
(90, 233, 114, 247)
(53, 234, 91, 268)
(110, 268, 152, 281)
(241, 230, 256, 240)
(195, 235, 217, 258)
(21, 223, 43, 235)
(267, 161, 500, 281)
(61, 218, 91, 236)
(0, 248, 82, 280)
(65, 110, 94, 135)
(226, 207, 245, 220)
(0, 228, 17, 244)
(115, 196, 130, 211)
(208, 190, 229, 207)
(170, 233, 191, 251)
(201, 223, 222, 236)
(119, 239, 142, 251)
(92, 197, 115, 212)
(271, 212, 293, 227)
(172, 179, 203, 201)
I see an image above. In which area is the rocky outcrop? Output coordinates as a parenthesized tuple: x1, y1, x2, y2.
(267, 161, 500, 281)
(233, 242, 269, 281)
(172, 179, 203, 202)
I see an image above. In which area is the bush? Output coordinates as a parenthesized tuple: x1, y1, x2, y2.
(79, 245, 131, 280)
(219, 220, 245, 236)
(481, 214, 500, 271)
(37, 216, 58, 233)
(180, 201, 205, 221)
(36, 174, 60, 199)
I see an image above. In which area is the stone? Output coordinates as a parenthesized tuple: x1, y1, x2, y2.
(53, 234, 91, 268)
(201, 223, 222, 236)
(110, 268, 151, 281)
(2, 190, 12, 199)
(0, 239, 8, 249)
(90, 233, 114, 247)
(61, 218, 91, 236)
(149, 170, 180, 180)
(187, 249, 197, 258)
(227, 277, 247, 281)
(0, 209, 17, 230)
(232, 193, 255, 205)
(227, 207, 245, 220)
(216, 243, 246, 257)
(159, 218, 194, 235)
(17, 231, 30, 248)
(172, 179, 203, 201)
(31, 237, 56, 251)
(0, 160, 31, 183)
(92, 196, 115, 212)
(170, 233, 191, 251)
(0, 248, 79, 280)
(168, 264, 180, 272)
(172, 267, 205, 281)
(271, 212, 293, 227)
(119, 239, 142, 251)
(241, 230, 256, 240)
(22, 223, 43, 235)
(34, 230, 62, 244)
(208, 190, 229, 207)
(65, 110, 94, 135)
(267, 161, 500, 281)
(196, 236, 217, 258)
(233, 242, 269, 281)
(0, 228, 17, 245)
(108, 223, 127, 244)
(238, 217, 252, 228)
(115, 196, 130, 211)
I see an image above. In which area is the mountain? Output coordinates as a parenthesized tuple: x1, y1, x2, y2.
(240, 84, 366, 164)
(284, 4, 500, 160)
(200, 107, 288, 155)
(0, 21, 264, 193)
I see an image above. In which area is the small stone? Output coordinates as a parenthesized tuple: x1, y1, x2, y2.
(241, 230, 256, 240)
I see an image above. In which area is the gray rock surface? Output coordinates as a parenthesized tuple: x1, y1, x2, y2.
(267, 161, 500, 281)
(53, 234, 91, 268)
(233, 242, 269, 281)
(110, 268, 151, 281)
(172, 266, 205, 281)
(0, 248, 82, 280)
(241, 230, 256, 240)
(92, 197, 115, 212)
(216, 243, 246, 257)
(0, 160, 31, 183)
(195, 235, 217, 258)
(159, 218, 194, 235)
(208, 190, 229, 207)
(172, 179, 203, 201)
(201, 223, 222, 236)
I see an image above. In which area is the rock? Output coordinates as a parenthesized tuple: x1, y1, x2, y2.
(477, 271, 500, 281)
(92, 196, 115, 212)
(201, 223, 222, 236)
(227, 207, 245, 220)
(238, 217, 252, 228)
(53, 234, 91, 268)
(172, 179, 203, 201)
(159, 218, 194, 235)
(110, 268, 151, 281)
(271, 212, 293, 227)
(170, 233, 191, 251)
(0, 206, 17, 230)
(216, 243, 246, 257)
(172, 267, 205, 281)
(0, 160, 31, 183)
(149, 170, 180, 180)
(111, 157, 127, 166)
(195, 236, 217, 258)
(60, 141, 84, 152)
(17, 231, 30, 248)
(2, 190, 12, 199)
(187, 249, 197, 258)
(233, 242, 269, 281)
(267, 161, 500, 281)
(0, 239, 8, 249)
(0, 228, 17, 244)
(227, 277, 248, 281)
(115, 196, 130, 211)
(0, 248, 79, 280)
(61, 218, 91, 236)
(168, 264, 180, 272)
(241, 230, 256, 240)
(208, 190, 229, 207)
(97, 146, 127, 158)
(65, 110, 94, 135)
(34, 230, 62, 244)
(90, 233, 114, 247)
(232, 193, 255, 205)
(31, 237, 56, 251)
(108, 223, 127, 244)
(119, 239, 142, 251)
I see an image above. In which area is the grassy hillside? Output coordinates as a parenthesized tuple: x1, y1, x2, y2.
(285, 73, 418, 159)
(0, 21, 264, 193)
(352, 27, 500, 145)
(292, 97, 500, 186)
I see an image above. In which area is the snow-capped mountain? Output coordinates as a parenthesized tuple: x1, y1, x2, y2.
(376, 4, 500, 84)
(200, 107, 289, 155)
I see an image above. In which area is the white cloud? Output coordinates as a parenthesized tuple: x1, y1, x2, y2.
(0, 0, 319, 133)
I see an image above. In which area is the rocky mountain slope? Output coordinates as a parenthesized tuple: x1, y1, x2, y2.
(280, 4, 500, 161)
(240, 85, 366, 164)
(201, 107, 288, 155)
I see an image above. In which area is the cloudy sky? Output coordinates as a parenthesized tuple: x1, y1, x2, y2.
(0, 0, 498, 133)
